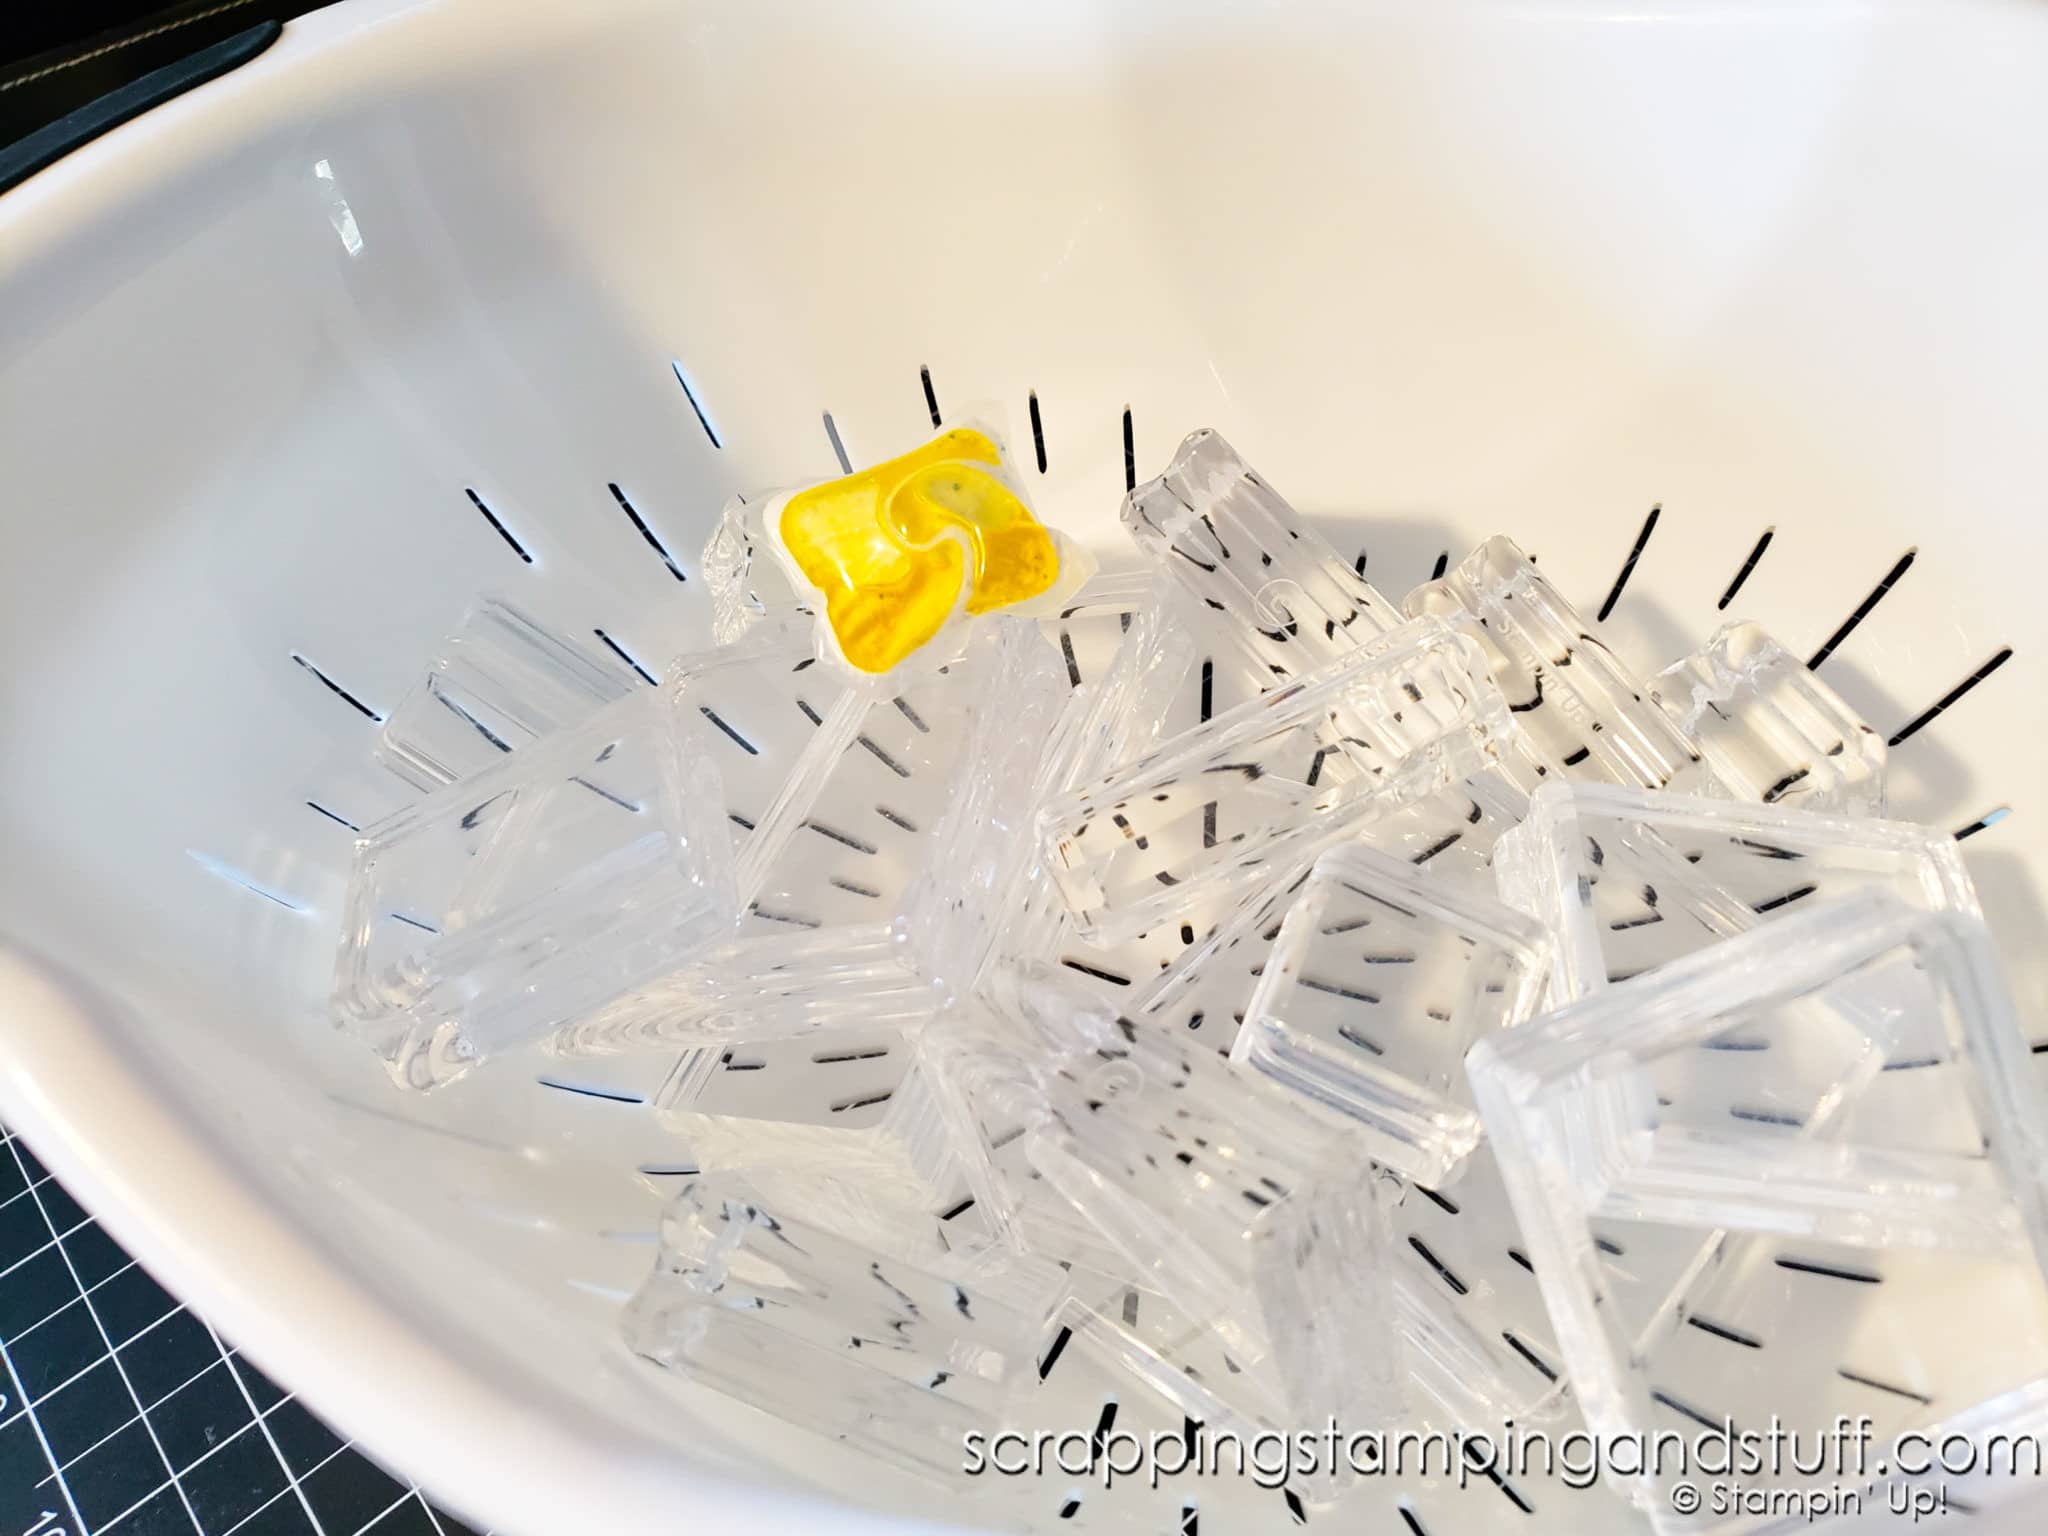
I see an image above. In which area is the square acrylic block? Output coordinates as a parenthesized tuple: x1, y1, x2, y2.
(1492, 781, 1979, 1005)
(1406, 535, 1710, 793)
(1231, 841, 1552, 1186)
(1023, 1017, 1405, 1430)
(1650, 620, 1887, 815)
(1469, 893, 2048, 1530)
(376, 594, 636, 791)
(624, 1176, 1065, 1484)
(1036, 616, 1510, 947)
(333, 687, 737, 1088)
(1124, 429, 1404, 682)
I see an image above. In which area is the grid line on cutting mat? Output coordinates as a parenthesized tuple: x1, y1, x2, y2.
(0, 1124, 493, 1536)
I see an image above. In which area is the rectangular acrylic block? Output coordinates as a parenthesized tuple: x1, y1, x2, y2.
(1492, 781, 1979, 1005)
(624, 1176, 1065, 1483)
(1022, 1016, 1404, 1429)
(1386, 1145, 1575, 1429)
(1123, 429, 1404, 680)
(561, 617, 1068, 1062)
(1123, 711, 1552, 1057)
(893, 617, 1078, 999)
(1650, 619, 1887, 814)
(1231, 841, 1552, 1186)
(912, 968, 1133, 1257)
(1469, 893, 2048, 1530)
(655, 1021, 977, 1241)
(1036, 616, 1509, 946)
(588, 622, 984, 1064)
(333, 687, 737, 1088)
(1473, 890, 2048, 1256)
(376, 594, 636, 790)
(548, 923, 937, 1056)
(1406, 535, 1710, 792)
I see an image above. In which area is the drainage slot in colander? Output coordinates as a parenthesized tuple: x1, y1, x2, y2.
(609, 482, 687, 583)
(593, 628, 659, 686)
(289, 651, 383, 721)
(823, 411, 853, 475)
(670, 360, 722, 449)
(1954, 805, 2012, 840)
(463, 486, 535, 565)
(186, 851, 308, 912)
(536, 1079, 644, 1105)
(305, 800, 361, 832)
(1718, 526, 1776, 609)
(1594, 503, 1661, 623)
(1888, 646, 2014, 744)
(1806, 547, 1916, 669)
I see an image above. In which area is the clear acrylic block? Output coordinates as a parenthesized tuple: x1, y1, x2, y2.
(1468, 891, 2048, 1528)
(926, 962, 1247, 1275)
(1230, 841, 1552, 1186)
(558, 620, 1003, 1061)
(549, 922, 935, 1057)
(1649, 619, 1887, 814)
(1036, 617, 1510, 947)
(1405, 535, 1710, 792)
(332, 688, 737, 1088)
(624, 1176, 1066, 1483)
(912, 967, 1131, 1258)
(1387, 1146, 1574, 1429)
(376, 594, 636, 791)
(658, 1018, 948, 1158)
(1493, 781, 1979, 1004)
(1123, 429, 1404, 681)
(1473, 889, 2048, 1254)
(1125, 711, 1552, 1049)
(1022, 1016, 1405, 1429)
(893, 617, 1078, 999)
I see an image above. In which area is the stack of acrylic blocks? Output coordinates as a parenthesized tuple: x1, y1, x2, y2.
(328, 419, 2046, 1532)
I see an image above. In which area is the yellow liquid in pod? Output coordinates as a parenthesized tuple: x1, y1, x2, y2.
(775, 429, 1063, 674)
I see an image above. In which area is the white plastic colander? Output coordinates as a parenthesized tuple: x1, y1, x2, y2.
(2, 1, 2045, 1532)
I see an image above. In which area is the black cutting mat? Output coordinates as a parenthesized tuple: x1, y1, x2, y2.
(0, 1125, 493, 1536)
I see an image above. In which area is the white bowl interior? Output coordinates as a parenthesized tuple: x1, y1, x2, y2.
(2, 1, 2045, 1531)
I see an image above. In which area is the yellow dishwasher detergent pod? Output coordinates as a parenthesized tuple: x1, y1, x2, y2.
(766, 426, 1094, 675)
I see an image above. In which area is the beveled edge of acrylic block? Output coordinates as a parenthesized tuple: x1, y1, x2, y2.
(334, 687, 739, 1087)
(1466, 889, 2048, 1522)
(1494, 780, 1980, 1004)
(1403, 536, 1707, 791)
(1475, 887, 2048, 1263)
(374, 591, 635, 791)
(1033, 615, 1502, 944)
(336, 689, 736, 998)
(1230, 839, 1552, 1184)
(1470, 886, 1939, 1096)
(1399, 533, 1535, 622)
(1647, 619, 1887, 812)
(1123, 427, 1401, 647)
